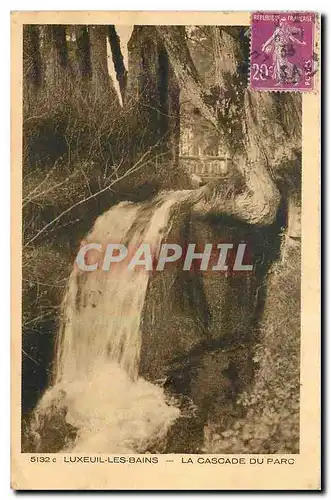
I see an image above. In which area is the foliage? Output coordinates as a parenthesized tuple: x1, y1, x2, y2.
(203, 242, 301, 453)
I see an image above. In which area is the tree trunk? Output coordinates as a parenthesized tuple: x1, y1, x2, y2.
(41, 25, 69, 90)
(75, 26, 92, 79)
(157, 42, 181, 168)
(88, 25, 120, 111)
(23, 25, 42, 86)
(125, 26, 181, 187)
(157, 26, 302, 227)
(23, 25, 42, 116)
(157, 26, 219, 130)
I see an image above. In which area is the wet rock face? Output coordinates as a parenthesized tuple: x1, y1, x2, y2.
(139, 214, 276, 449)
(190, 215, 271, 344)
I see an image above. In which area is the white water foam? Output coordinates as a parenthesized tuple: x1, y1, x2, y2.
(32, 191, 192, 452)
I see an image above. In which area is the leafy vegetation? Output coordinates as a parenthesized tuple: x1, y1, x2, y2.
(204, 243, 300, 453)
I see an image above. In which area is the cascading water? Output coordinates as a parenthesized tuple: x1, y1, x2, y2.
(29, 191, 193, 453)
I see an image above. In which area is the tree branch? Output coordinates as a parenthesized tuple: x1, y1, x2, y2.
(23, 137, 172, 248)
(190, 158, 281, 226)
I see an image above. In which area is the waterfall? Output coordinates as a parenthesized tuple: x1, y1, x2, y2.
(29, 191, 193, 453)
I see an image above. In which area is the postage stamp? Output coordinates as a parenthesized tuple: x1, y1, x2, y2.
(250, 12, 317, 91)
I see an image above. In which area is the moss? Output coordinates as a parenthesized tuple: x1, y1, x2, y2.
(204, 241, 301, 453)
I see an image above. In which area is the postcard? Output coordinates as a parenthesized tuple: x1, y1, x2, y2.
(11, 10, 321, 490)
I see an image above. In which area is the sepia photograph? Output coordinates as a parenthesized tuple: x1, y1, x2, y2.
(21, 20, 305, 455)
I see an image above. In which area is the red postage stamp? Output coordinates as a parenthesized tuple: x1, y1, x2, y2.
(250, 12, 317, 91)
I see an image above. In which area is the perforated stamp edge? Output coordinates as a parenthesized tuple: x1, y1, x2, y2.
(247, 11, 320, 93)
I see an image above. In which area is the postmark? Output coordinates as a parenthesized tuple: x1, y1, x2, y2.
(250, 12, 317, 91)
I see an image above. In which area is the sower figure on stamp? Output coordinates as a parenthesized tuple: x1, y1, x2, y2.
(261, 18, 307, 85)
